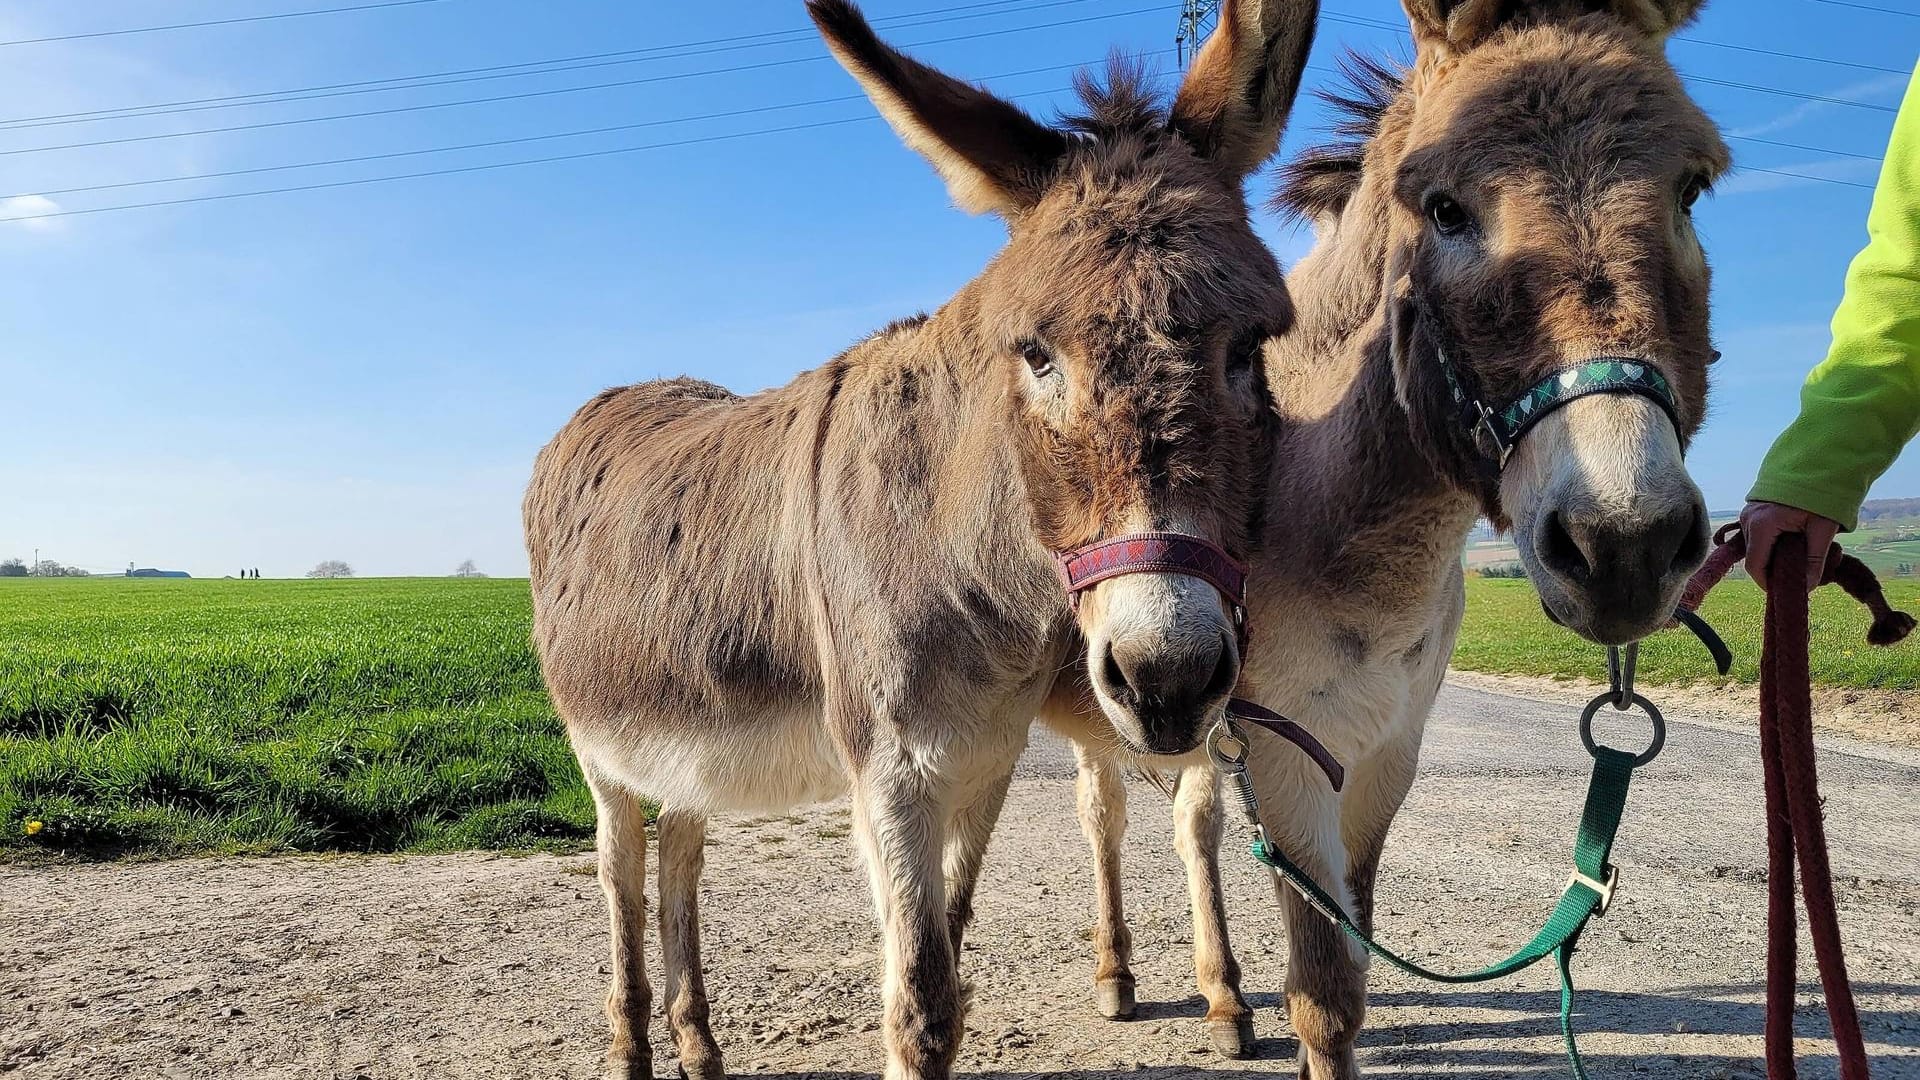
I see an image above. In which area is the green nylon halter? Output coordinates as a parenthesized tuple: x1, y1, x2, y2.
(1438, 353, 1682, 468)
(1251, 745, 1642, 1080)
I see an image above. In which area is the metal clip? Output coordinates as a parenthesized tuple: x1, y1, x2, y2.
(1206, 717, 1269, 845)
(1474, 403, 1513, 469)
(1607, 643, 1638, 710)
(1563, 865, 1620, 917)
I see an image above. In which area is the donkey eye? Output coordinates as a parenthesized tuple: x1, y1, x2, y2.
(1017, 339, 1055, 377)
(1424, 193, 1473, 236)
(1681, 173, 1711, 214)
(1226, 329, 1265, 376)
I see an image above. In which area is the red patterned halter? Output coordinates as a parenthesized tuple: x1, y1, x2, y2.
(1053, 532, 1248, 647)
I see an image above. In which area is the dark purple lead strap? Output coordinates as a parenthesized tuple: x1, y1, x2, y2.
(1222, 698, 1345, 791)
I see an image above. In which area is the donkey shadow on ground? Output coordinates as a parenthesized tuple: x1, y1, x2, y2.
(743, 980, 1918, 1080)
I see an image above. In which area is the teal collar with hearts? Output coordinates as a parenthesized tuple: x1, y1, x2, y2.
(1435, 351, 1681, 469)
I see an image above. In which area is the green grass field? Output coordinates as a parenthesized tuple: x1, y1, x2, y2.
(4, 573, 1917, 860)
(0, 577, 591, 859)
(1450, 576, 1920, 689)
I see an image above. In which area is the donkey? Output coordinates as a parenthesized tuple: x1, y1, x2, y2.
(523, 2, 1320, 1077)
(1047, 1, 1730, 1075)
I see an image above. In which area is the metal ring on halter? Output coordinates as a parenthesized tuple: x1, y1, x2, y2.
(1607, 643, 1639, 711)
(1580, 691, 1665, 767)
(1206, 719, 1250, 770)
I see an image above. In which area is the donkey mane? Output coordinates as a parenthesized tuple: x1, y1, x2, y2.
(1272, 52, 1404, 221)
(1060, 59, 1170, 142)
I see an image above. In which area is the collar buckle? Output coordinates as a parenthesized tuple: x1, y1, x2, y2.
(1472, 402, 1512, 469)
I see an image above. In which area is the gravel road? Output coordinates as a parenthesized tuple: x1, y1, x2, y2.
(4, 679, 1917, 1079)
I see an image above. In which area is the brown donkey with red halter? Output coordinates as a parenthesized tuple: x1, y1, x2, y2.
(523, 2, 1319, 1077)
(1046, 0, 1734, 1073)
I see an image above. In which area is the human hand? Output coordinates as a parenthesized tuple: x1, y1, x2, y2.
(1740, 501, 1842, 592)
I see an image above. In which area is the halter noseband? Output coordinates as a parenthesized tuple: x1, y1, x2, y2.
(1054, 532, 1248, 648)
(1436, 348, 1682, 470)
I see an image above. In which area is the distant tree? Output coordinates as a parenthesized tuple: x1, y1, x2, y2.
(453, 559, 485, 579)
(0, 558, 26, 577)
(1477, 562, 1528, 580)
(307, 560, 354, 579)
(32, 559, 87, 578)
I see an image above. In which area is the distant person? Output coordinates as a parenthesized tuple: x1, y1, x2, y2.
(1745, 65, 1920, 590)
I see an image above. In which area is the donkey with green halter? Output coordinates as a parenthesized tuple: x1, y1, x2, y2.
(1045, 1, 1728, 1074)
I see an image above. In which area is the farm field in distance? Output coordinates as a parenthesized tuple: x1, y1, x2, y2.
(4, 572, 1918, 860)
(1450, 576, 1920, 689)
(0, 577, 591, 860)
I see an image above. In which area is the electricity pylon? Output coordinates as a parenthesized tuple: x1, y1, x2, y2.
(1175, 0, 1219, 67)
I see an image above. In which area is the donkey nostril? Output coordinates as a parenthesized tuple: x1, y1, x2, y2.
(1541, 510, 1593, 583)
(1202, 634, 1237, 701)
(1102, 646, 1132, 702)
(1671, 503, 1710, 573)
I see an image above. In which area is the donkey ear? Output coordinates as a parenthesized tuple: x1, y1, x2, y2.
(1611, 0, 1709, 36)
(807, 0, 1068, 216)
(1168, 0, 1320, 180)
(1405, 0, 1705, 53)
(1400, 0, 1505, 55)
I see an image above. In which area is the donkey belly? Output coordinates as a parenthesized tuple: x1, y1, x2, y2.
(573, 703, 849, 815)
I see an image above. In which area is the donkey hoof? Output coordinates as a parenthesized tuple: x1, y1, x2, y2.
(1207, 1014, 1258, 1059)
(677, 1058, 727, 1080)
(1296, 1046, 1361, 1080)
(604, 1051, 655, 1080)
(1094, 977, 1137, 1019)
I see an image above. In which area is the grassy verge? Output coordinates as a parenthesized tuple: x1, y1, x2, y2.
(0, 578, 593, 859)
(7, 574, 1914, 860)
(1454, 576, 1920, 689)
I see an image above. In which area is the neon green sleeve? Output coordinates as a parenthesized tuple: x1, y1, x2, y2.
(1748, 67, 1920, 533)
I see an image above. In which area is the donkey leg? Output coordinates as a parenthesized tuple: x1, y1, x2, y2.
(944, 767, 1015, 959)
(1340, 726, 1421, 937)
(587, 770, 656, 1080)
(1268, 781, 1366, 1080)
(1173, 763, 1255, 1058)
(852, 759, 962, 1080)
(658, 809, 725, 1080)
(1072, 740, 1136, 1019)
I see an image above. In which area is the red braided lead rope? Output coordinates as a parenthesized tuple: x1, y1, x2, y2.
(1679, 524, 1911, 1079)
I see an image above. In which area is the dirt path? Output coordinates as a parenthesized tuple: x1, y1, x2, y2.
(5, 681, 1918, 1079)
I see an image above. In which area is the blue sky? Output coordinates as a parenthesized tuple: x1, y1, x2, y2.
(1, 0, 1915, 578)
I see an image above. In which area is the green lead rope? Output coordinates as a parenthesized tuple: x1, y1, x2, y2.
(1249, 746, 1642, 1079)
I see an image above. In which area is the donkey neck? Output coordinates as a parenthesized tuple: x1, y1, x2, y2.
(1260, 183, 1478, 590)
(840, 299, 1062, 605)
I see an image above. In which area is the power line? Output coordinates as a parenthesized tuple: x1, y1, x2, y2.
(0, 74, 1189, 225)
(0, 0, 451, 48)
(1686, 72, 1899, 113)
(1743, 165, 1877, 190)
(0, 0, 1099, 132)
(1729, 133, 1887, 161)
(1808, 0, 1920, 16)
(0, 5, 1170, 158)
(1672, 36, 1911, 76)
(2, 73, 1879, 225)
(3, 59, 1112, 201)
(6, 59, 1887, 206)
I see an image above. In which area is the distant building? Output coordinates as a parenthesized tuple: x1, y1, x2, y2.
(126, 568, 190, 578)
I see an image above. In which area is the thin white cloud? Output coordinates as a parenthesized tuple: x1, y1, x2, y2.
(1727, 72, 1911, 139)
(0, 194, 65, 232)
(1717, 156, 1883, 197)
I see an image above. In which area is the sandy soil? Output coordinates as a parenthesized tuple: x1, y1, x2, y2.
(4, 681, 1918, 1080)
